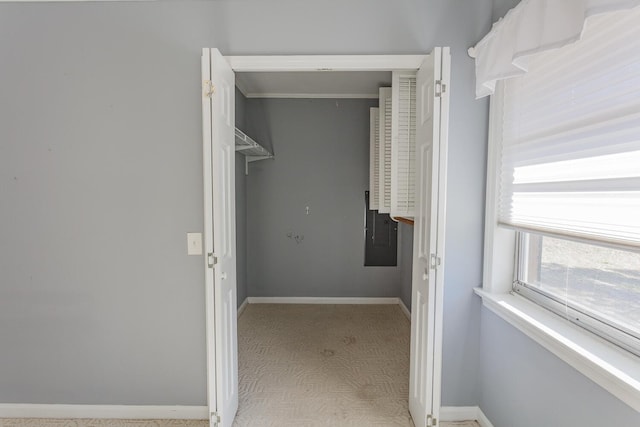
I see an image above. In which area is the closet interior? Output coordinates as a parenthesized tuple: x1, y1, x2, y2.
(232, 69, 421, 302)
(230, 69, 421, 422)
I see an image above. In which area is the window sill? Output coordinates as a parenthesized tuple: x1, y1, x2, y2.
(474, 287, 640, 412)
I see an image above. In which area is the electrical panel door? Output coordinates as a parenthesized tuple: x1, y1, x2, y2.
(364, 191, 398, 266)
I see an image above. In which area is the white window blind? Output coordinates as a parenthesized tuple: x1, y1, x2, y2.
(379, 87, 392, 214)
(498, 7, 640, 250)
(391, 71, 417, 218)
(369, 107, 380, 210)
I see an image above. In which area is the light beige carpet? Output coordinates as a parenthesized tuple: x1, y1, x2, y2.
(0, 304, 478, 427)
(234, 303, 412, 426)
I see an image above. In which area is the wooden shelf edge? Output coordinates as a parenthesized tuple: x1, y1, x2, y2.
(394, 216, 414, 226)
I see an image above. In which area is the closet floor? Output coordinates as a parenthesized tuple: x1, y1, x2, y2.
(235, 303, 477, 427)
(235, 303, 410, 426)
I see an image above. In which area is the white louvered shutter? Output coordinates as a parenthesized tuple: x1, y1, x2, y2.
(369, 107, 380, 210)
(391, 71, 417, 218)
(378, 88, 393, 214)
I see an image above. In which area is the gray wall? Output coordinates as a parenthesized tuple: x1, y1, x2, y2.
(0, 2, 208, 405)
(235, 88, 248, 308)
(479, 310, 640, 427)
(437, 4, 492, 406)
(475, 1, 640, 426)
(245, 98, 405, 298)
(0, 0, 493, 406)
(491, 0, 519, 20)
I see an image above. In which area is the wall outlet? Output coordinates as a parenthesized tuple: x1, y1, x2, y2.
(187, 232, 202, 255)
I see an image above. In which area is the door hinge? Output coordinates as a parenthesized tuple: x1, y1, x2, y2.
(207, 252, 218, 268)
(203, 80, 215, 98)
(211, 412, 221, 426)
(430, 253, 441, 269)
(435, 80, 446, 97)
(427, 414, 438, 427)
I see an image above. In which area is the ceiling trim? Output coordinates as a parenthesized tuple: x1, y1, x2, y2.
(0, 0, 149, 3)
(226, 55, 427, 72)
(234, 78, 250, 98)
(244, 93, 380, 99)
(0, 0, 148, 3)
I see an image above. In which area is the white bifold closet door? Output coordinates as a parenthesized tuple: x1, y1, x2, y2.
(391, 71, 417, 219)
(409, 47, 451, 427)
(369, 107, 380, 210)
(378, 87, 392, 214)
(201, 48, 239, 427)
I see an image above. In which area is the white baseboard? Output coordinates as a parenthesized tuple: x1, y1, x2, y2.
(440, 406, 479, 422)
(476, 407, 495, 427)
(399, 299, 411, 320)
(0, 404, 492, 425)
(440, 406, 494, 427)
(247, 297, 400, 305)
(0, 404, 208, 420)
(238, 297, 249, 317)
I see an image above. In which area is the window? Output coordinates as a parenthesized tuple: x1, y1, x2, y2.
(497, 7, 640, 355)
(515, 233, 640, 356)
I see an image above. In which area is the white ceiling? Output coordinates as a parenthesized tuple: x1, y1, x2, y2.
(235, 71, 391, 99)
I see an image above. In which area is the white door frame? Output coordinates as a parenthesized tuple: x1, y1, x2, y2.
(226, 55, 427, 72)
(204, 52, 449, 426)
(202, 48, 239, 427)
(409, 47, 451, 425)
(432, 48, 451, 423)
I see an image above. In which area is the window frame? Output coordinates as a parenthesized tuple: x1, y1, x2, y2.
(514, 232, 640, 357)
(478, 82, 640, 412)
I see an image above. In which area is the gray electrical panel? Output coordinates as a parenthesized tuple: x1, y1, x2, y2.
(364, 191, 398, 266)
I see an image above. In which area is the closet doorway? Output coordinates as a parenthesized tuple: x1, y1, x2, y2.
(201, 49, 451, 427)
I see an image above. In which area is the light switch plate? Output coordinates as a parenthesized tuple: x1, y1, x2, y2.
(187, 232, 202, 255)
